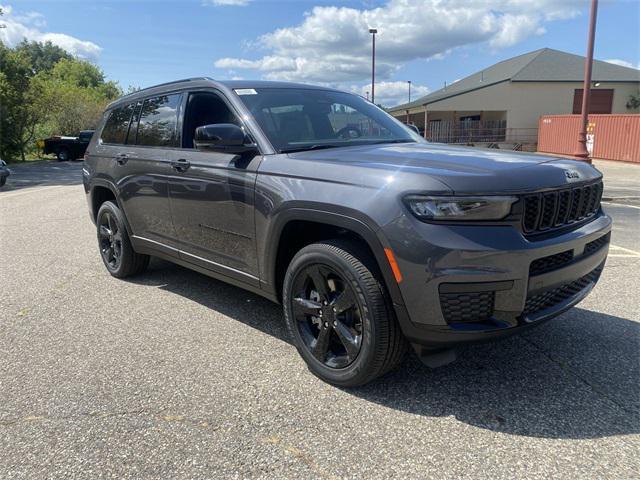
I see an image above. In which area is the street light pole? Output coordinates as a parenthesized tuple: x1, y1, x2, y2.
(369, 28, 377, 104)
(573, 0, 598, 163)
(406, 80, 412, 124)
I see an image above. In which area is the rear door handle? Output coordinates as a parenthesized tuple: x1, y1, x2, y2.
(114, 153, 129, 165)
(171, 158, 190, 173)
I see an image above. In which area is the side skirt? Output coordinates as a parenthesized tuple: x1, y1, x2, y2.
(131, 235, 279, 304)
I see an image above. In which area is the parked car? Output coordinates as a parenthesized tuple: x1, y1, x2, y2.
(43, 130, 94, 161)
(83, 78, 611, 386)
(0, 159, 10, 187)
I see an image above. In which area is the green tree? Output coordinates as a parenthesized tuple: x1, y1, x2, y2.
(0, 40, 123, 161)
(627, 91, 640, 110)
(0, 43, 49, 161)
(14, 40, 72, 74)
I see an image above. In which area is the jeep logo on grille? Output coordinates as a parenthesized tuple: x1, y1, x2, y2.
(565, 170, 581, 180)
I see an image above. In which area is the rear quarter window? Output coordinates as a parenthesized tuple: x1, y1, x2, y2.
(101, 104, 135, 144)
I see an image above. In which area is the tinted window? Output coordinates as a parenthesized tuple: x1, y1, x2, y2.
(182, 92, 240, 148)
(236, 88, 420, 152)
(101, 104, 134, 144)
(136, 94, 181, 147)
(79, 131, 93, 142)
(126, 101, 143, 145)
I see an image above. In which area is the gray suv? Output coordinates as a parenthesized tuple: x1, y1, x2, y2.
(83, 78, 611, 386)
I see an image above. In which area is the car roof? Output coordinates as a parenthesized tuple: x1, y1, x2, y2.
(106, 78, 344, 110)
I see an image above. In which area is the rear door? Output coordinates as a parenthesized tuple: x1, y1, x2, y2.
(167, 90, 262, 283)
(98, 94, 182, 249)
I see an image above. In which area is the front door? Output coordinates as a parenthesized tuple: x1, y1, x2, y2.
(168, 91, 262, 283)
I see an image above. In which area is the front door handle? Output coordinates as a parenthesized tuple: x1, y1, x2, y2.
(171, 158, 190, 173)
(114, 153, 129, 165)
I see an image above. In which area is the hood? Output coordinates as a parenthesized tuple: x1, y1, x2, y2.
(287, 142, 602, 193)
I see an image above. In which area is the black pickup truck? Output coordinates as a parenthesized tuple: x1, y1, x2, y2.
(43, 130, 94, 161)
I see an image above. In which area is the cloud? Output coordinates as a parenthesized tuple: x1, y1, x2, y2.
(205, 0, 251, 6)
(350, 81, 430, 107)
(213, 0, 582, 84)
(0, 3, 101, 59)
(605, 59, 640, 70)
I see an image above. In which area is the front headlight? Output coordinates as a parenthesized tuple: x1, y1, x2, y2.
(404, 195, 517, 221)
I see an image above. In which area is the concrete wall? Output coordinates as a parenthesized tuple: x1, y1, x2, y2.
(507, 81, 639, 130)
(392, 80, 639, 134)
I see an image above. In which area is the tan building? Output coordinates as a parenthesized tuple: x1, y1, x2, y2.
(388, 48, 640, 145)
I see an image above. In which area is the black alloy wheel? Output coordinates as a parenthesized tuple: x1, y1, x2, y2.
(96, 201, 149, 278)
(291, 264, 363, 368)
(283, 240, 407, 387)
(98, 210, 123, 271)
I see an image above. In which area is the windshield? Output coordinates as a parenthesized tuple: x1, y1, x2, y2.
(234, 88, 421, 153)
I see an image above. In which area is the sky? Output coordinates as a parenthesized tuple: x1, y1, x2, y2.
(1, 0, 639, 106)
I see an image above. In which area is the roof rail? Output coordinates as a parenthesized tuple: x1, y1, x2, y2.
(120, 77, 214, 99)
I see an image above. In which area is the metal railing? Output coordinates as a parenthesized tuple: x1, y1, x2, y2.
(427, 120, 538, 144)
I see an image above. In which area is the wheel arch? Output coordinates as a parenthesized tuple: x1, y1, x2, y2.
(89, 180, 134, 237)
(264, 207, 405, 309)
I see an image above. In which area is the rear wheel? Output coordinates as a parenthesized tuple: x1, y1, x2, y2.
(96, 201, 149, 278)
(56, 148, 69, 161)
(283, 240, 407, 387)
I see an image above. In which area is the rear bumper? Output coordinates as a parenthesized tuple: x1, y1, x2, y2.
(383, 210, 611, 348)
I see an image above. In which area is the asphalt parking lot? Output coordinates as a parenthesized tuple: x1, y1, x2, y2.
(1, 160, 638, 479)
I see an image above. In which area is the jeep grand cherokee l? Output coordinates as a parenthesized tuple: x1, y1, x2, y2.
(83, 78, 611, 386)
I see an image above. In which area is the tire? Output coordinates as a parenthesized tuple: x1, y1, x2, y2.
(0, 176, 6, 187)
(283, 239, 407, 387)
(96, 201, 149, 278)
(56, 148, 69, 161)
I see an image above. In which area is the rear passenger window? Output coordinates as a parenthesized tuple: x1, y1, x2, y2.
(136, 94, 181, 147)
(101, 104, 135, 144)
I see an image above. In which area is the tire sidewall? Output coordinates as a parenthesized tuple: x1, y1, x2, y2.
(57, 149, 69, 161)
(96, 201, 131, 277)
(283, 245, 383, 386)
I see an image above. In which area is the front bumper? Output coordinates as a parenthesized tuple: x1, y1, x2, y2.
(383, 210, 612, 348)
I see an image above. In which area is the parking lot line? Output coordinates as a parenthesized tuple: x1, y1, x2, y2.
(608, 245, 640, 258)
(602, 201, 640, 210)
(0, 185, 65, 200)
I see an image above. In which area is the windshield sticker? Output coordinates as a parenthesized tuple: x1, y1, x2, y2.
(235, 88, 258, 95)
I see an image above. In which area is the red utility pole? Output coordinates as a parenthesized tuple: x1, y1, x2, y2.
(573, 0, 598, 163)
(369, 28, 377, 104)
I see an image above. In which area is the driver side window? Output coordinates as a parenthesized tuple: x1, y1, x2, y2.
(182, 92, 240, 149)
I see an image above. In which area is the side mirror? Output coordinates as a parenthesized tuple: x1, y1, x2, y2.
(194, 124, 257, 154)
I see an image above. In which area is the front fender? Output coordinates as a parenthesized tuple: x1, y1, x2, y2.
(259, 203, 406, 309)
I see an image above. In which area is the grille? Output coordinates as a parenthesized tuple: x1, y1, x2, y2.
(529, 250, 573, 276)
(522, 181, 603, 235)
(522, 266, 602, 318)
(440, 291, 495, 324)
(583, 232, 610, 257)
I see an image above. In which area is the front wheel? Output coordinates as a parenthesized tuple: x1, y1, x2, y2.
(96, 201, 149, 278)
(283, 240, 407, 387)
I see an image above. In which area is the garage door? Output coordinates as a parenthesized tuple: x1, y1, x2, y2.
(573, 89, 614, 114)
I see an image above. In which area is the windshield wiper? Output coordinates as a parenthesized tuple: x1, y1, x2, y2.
(280, 144, 342, 153)
(367, 139, 416, 145)
(280, 139, 416, 153)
